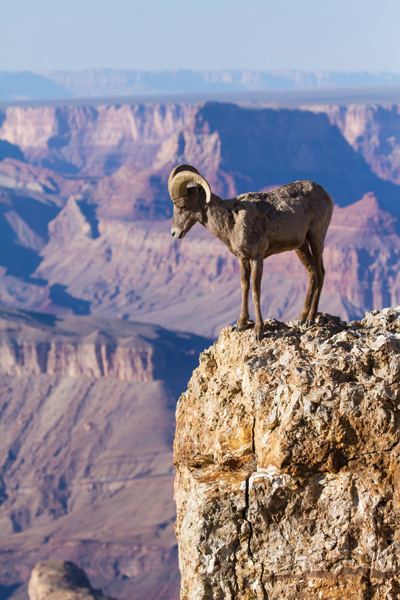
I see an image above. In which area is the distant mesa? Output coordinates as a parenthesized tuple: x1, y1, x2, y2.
(1, 69, 400, 102)
(0, 71, 73, 102)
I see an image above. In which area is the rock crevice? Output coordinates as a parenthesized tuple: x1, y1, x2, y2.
(174, 309, 400, 599)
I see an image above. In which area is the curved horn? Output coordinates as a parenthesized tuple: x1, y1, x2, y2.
(168, 164, 200, 198)
(169, 166, 212, 204)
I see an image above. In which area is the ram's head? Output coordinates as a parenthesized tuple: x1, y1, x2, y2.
(168, 165, 212, 238)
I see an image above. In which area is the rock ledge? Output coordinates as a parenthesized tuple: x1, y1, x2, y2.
(174, 309, 400, 599)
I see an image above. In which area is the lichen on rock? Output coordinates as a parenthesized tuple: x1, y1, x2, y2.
(174, 308, 400, 599)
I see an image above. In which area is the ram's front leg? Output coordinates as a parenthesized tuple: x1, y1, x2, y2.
(236, 259, 252, 331)
(251, 255, 264, 341)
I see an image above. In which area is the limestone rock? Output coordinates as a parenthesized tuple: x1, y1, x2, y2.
(174, 308, 400, 599)
(28, 561, 113, 600)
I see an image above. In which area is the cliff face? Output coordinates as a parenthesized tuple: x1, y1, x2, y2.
(0, 306, 201, 383)
(174, 308, 400, 599)
(2, 101, 400, 205)
(0, 104, 194, 176)
(34, 192, 400, 337)
(318, 104, 400, 186)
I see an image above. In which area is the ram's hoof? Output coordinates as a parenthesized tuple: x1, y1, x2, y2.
(236, 319, 254, 332)
(254, 324, 264, 341)
(298, 318, 316, 328)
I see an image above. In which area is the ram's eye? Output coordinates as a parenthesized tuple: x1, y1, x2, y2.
(181, 204, 187, 210)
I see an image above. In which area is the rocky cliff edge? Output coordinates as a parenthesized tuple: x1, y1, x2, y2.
(174, 308, 400, 599)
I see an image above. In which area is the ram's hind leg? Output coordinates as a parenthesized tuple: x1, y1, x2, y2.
(295, 241, 317, 325)
(251, 255, 264, 341)
(307, 233, 326, 323)
(236, 259, 252, 331)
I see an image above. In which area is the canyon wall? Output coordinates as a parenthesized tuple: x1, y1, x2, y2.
(0, 307, 211, 600)
(0, 306, 204, 384)
(1, 101, 400, 334)
(1, 100, 400, 203)
(174, 307, 400, 599)
(313, 104, 400, 186)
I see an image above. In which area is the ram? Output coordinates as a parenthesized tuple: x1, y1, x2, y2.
(169, 164, 334, 340)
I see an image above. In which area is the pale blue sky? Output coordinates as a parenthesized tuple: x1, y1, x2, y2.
(1, 0, 400, 73)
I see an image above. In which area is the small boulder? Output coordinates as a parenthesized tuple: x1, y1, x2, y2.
(28, 561, 115, 600)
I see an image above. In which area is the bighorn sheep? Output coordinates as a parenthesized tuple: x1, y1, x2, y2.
(169, 164, 334, 340)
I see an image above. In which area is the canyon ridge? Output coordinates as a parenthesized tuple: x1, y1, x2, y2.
(0, 101, 400, 336)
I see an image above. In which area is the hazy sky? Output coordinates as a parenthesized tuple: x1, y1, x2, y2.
(1, 0, 400, 73)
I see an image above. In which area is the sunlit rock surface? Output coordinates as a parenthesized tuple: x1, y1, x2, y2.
(28, 561, 114, 600)
(174, 308, 400, 599)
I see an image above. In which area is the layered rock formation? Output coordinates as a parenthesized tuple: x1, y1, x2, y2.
(316, 104, 400, 186)
(174, 307, 400, 599)
(0, 103, 194, 177)
(0, 307, 211, 600)
(33, 192, 400, 337)
(2, 100, 400, 204)
(1, 101, 400, 333)
(0, 305, 200, 383)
